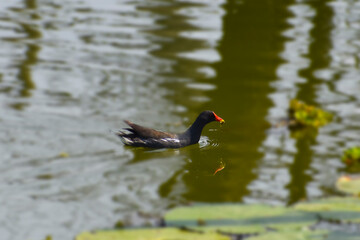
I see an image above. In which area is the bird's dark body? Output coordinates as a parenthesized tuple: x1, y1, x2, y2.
(116, 111, 224, 148)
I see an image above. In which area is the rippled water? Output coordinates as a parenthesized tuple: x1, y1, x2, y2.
(1, 0, 360, 239)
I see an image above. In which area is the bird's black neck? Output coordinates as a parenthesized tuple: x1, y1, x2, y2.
(180, 116, 207, 144)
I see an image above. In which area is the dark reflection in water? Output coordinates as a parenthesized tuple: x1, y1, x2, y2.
(17, 42, 39, 98)
(298, 0, 334, 104)
(178, 0, 291, 202)
(287, 1, 334, 205)
(144, 1, 224, 111)
(13, 0, 40, 100)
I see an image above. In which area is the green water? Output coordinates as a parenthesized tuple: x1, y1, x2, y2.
(0, 0, 359, 239)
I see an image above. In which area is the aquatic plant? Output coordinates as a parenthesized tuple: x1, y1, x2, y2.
(288, 99, 332, 128)
(342, 146, 360, 166)
(77, 197, 360, 240)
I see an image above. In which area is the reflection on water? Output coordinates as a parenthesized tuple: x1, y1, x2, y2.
(0, 0, 223, 239)
(249, 0, 360, 205)
(1, 0, 360, 239)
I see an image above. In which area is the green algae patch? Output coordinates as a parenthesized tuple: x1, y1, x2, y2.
(76, 228, 230, 240)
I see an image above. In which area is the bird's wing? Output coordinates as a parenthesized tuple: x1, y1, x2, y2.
(124, 120, 176, 139)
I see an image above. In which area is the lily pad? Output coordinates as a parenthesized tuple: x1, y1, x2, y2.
(336, 176, 360, 195)
(77, 228, 229, 240)
(294, 197, 360, 213)
(76, 197, 360, 240)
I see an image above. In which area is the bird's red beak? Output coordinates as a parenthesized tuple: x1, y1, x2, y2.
(213, 112, 225, 124)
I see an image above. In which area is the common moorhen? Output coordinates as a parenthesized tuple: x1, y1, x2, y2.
(116, 110, 225, 148)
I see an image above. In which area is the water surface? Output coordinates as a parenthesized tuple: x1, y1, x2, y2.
(1, 0, 360, 239)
